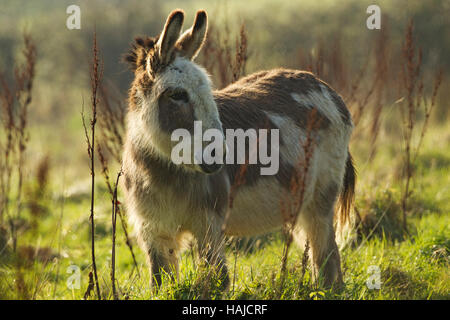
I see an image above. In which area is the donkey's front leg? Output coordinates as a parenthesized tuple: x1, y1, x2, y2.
(148, 242, 179, 289)
(138, 227, 180, 290)
(193, 216, 229, 289)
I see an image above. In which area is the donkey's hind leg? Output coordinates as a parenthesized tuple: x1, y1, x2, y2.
(295, 183, 343, 288)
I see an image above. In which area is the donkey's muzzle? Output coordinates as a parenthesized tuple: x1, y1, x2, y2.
(199, 162, 224, 174)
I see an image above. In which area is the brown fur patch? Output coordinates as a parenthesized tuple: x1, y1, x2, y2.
(128, 69, 153, 111)
(224, 158, 296, 190)
(213, 68, 334, 189)
(215, 69, 331, 129)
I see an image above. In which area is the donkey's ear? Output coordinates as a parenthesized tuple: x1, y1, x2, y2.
(157, 10, 185, 65)
(175, 10, 208, 60)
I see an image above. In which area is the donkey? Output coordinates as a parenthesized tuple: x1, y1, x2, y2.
(122, 9, 355, 290)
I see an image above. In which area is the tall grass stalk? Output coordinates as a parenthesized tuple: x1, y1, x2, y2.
(82, 32, 103, 299)
(399, 20, 443, 232)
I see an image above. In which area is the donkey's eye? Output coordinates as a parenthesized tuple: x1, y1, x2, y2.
(170, 90, 189, 102)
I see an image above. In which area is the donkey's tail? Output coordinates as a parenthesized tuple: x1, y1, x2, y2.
(338, 151, 356, 226)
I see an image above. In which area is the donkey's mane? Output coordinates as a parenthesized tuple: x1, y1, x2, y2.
(124, 36, 158, 71)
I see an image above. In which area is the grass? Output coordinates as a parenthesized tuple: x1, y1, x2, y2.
(0, 207, 448, 300)
(0, 122, 448, 300)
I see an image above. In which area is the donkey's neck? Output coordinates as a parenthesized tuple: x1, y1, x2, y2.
(130, 139, 206, 188)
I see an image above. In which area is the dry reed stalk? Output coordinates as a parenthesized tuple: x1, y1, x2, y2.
(399, 19, 443, 232)
(296, 31, 392, 154)
(221, 162, 248, 234)
(232, 24, 248, 83)
(231, 239, 239, 295)
(0, 77, 15, 246)
(399, 20, 420, 232)
(299, 239, 310, 286)
(82, 32, 102, 299)
(368, 27, 390, 160)
(84, 271, 95, 300)
(413, 69, 443, 163)
(199, 22, 248, 89)
(97, 79, 140, 277)
(97, 144, 139, 275)
(111, 169, 122, 300)
(14, 35, 36, 252)
(27, 156, 50, 235)
(297, 38, 349, 95)
(220, 87, 264, 237)
(218, 119, 267, 297)
(278, 108, 319, 294)
(52, 174, 66, 299)
(0, 34, 36, 253)
(0, 77, 14, 224)
(221, 117, 266, 234)
(98, 83, 125, 163)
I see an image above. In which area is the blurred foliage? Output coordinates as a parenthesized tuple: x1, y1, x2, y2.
(0, 0, 448, 118)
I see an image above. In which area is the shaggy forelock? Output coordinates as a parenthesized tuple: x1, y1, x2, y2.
(124, 36, 158, 71)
